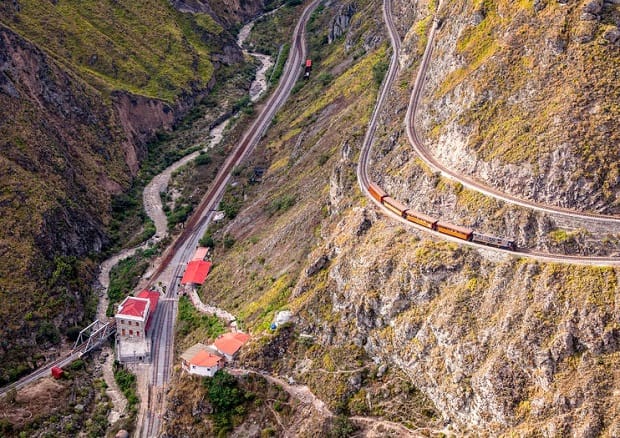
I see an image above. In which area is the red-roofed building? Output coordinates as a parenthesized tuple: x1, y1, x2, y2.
(137, 290, 159, 333)
(180, 260, 212, 285)
(192, 247, 209, 261)
(115, 290, 160, 363)
(213, 332, 250, 361)
(180, 343, 225, 377)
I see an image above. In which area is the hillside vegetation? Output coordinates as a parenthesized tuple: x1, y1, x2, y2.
(164, 0, 620, 434)
(0, 0, 247, 385)
(1, 0, 223, 101)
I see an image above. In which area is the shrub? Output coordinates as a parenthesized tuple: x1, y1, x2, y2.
(223, 234, 236, 249)
(266, 194, 296, 215)
(372, 59, 389, 86)
(194, 152, 212, 166)
(70, 359, 85, 370)
(329, 415, 357, 437)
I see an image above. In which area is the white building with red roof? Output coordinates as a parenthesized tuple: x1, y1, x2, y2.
(115, 290, 159, 363)
(180, 343, 225, 377)
(212, 332, 250, 362)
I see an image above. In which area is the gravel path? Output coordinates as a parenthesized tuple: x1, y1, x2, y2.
(142, 120, 229, 239)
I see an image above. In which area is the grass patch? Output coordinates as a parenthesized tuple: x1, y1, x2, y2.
(2, 0, 216, 101)
(177, 296, 226, 339)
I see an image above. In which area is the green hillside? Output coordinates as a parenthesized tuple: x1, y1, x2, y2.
(1, 0, 222, 101)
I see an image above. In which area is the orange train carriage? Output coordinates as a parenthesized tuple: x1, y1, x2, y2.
(368, 182, 388, 203)
(383, 196, 408, 217)
(435, 221, 473, 241)
(404, 210, 437, 229)
(368, 182, 515, 250)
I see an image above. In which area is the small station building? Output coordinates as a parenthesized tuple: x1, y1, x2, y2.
(115, 290, 159, 363)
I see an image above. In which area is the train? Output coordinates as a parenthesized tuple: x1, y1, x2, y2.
(368, 182, 516, 250)
(304, 59, 312, 79)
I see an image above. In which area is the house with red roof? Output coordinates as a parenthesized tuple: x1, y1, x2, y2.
(115, 290, 160, 363)
(180, 260, 212, 286)
(180, 343, 225, 377)
(192, 246, 209, 261)
(212, 332, 251, 362)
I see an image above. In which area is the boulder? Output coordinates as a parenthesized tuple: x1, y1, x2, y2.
(582, 0, 603, 14)
(603, 28, 620, 43)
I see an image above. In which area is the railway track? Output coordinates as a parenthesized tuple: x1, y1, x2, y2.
(404, 10, 620, 225)
(358, 0, 620, 266)
(139, 2, 322, 436)
(148, 0, 320, 285)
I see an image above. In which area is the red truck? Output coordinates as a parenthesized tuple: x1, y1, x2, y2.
(304, 59, 312, 79)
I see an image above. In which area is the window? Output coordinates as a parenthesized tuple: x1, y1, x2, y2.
(136, 331, 140, 337)
(129, 330, 133, 336)
(121, 329, 125, 336)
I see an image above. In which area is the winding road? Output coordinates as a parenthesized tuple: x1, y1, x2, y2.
(358, 0, 620, 267)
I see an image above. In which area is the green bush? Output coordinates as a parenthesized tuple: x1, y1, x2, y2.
(220, 196, 241, 219)
(206, 371, 244, 413)
(372, 59, 389, 86)
(266, 194, 296, 215)
(70, 359, 85, 370)
(329, 415, 357, 437)
(194, 152, 212, 166)
(168, 204, 194, 228)
(199, 232, 215, 248)
(317, 72, 333, 86)
(223, 234, 236, 249)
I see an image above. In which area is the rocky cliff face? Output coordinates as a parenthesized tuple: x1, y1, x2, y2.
(414, 0, 620, 214)
(169, 0, 620, 434)
(0, 0, 248, 384)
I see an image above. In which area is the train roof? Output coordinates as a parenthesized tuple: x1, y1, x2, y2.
(368, 182, 387, 198)
(383, 196, 408, 212)
(436, 221, 473, 235)
(404, 209, 436, 223)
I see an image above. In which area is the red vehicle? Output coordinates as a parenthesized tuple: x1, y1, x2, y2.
(51, 366, 64, 379)
(304, 59, 312, 78)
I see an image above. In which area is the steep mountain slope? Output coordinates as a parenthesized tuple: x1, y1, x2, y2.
(168, 0, 620, 435)
(416, 0, 620, 214)
(0, 0, 247, 384)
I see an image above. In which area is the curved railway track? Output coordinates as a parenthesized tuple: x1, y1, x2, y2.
(358, 0, 620, 266)
(405, 16, 620, 225)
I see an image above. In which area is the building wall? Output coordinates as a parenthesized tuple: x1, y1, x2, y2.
(118, 317, 146, 339)
(189, 364, 220, 377)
